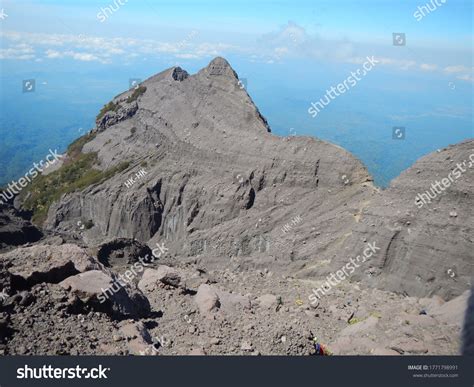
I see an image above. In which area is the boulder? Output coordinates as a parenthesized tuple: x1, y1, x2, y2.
(256, 294, 279, 309)
(119, 321, 154, 355)
(194, 284, 251, 317)
(59, 270, 150, 318)
(138, 266, 182, 293)
(2, 244, 100, 288)
(217, 289, 251, 313)
(195, 284, 221, 316)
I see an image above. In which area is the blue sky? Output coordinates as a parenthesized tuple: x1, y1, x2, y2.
(0, 0, 472, 187)
(1, 0, 472, 78)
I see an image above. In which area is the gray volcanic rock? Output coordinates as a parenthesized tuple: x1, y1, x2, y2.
(59, 270, 150, 319)
(96, 101, 139, 132)
(97, 238, 152, 268)
(297, 140, 473, 300)
(137, 265, 182, 289)
(195, 284, 221, 317)
(39, 57, 471, 302)
(0, 203, 42, 250)
(1, 243, 100, 289)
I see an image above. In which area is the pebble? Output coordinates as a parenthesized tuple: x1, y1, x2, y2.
(241, 341, 253, 351)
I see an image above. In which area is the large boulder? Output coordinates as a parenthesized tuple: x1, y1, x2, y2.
(1, 244, 100, 289)
(59, 270, 150, 318)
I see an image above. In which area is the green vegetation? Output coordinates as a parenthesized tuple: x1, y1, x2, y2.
(96, 101, 120, 121)
(22, 131, 130, 224)
(67, 131, 97, 158)
(127, 86, 146, 103)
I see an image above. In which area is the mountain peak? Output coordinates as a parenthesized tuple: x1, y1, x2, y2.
(203, 56, 238, 78)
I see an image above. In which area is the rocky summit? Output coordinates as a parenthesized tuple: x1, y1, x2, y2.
(0, 57, 472, 356)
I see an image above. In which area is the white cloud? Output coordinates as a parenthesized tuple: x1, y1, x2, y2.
(257, 21, 356, 62)
(456, 73, 473, 82)
(443, 65, 474, 83)
(1, 28, 472, 83)
(175, 53, 200, 59)
(45, 49, 63, 59)
(420, 63, 437, 71)
(0, 43, 35, 60)
(70, 52, 101, 62)
(0, 30, 237, 63)
(443, 65, 470, 74)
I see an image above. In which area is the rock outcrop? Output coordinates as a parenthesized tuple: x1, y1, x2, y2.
(2, 243, 100, 289)
(0, 203, 42, 250)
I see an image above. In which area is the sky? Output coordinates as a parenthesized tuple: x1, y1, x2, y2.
(0, 0, 473, 186)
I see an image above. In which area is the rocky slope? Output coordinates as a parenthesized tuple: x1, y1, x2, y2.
(0, 57, 472, 355)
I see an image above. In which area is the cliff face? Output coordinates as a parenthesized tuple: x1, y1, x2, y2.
(297, 140, 473, 300)
(35, 57, 472, 300)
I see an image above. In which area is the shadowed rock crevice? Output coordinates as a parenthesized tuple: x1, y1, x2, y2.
(10, 262, 80, 291)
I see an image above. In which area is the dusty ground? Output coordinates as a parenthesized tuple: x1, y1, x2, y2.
(1, 251, 466, 356)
